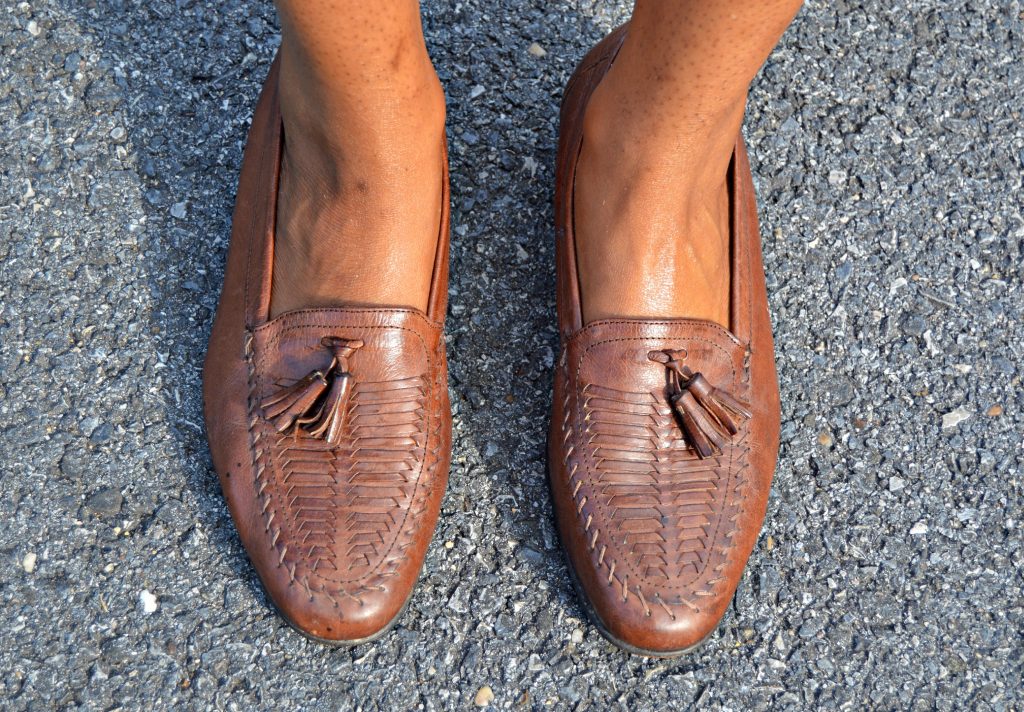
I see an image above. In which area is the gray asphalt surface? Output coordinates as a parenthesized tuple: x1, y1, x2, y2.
(1, 0, 1022, 710)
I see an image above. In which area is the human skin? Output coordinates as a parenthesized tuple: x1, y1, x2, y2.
(270, 0, 803, 325)
(270, 0, 445, 317)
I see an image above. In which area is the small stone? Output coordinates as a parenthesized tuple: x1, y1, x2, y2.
(144, 187, 168, 207)
(765, 535, 776, 551)
(798, 617, 824, 638)
(570, 629, 584, 644)
(155, 499, 191, 532)
(469, 85, 486, 99)
(60, 449, 89, 479)
(474, 686, 495, 707)
(540, 346, 554, 369)
(817, 431, 833, 447)
(773, 632, 787, 653)
(223, 580, 248, 612)
(140, 589, 158, 614)
(35, 153, 60, 173)
(27, 20, 40, 36)
(956, 508, 977, 523)
(902, 314, 927, 337)
(85, 78, 122, 111)
(73, 137, 97, 157)
(527, 42, 547, 58)
(979, 450, 996, 473)
(991, 356, 1016, 377)
(941, 406, 971, 430)
(909, 522, 929, 535)
(22, 552, 37, 573)
(493, 613, 514, 637)
(889, 277, 908, 295)
(448, 585, 469, 614)
(518, 547, 544, 564)
(444, 540, 454, 549)
(109, 126, 126, 142)
(170, 202, 187, 219)
(80, 406, 105, 430)
(828, 168, 847, 186)
(986, 404, 1003, 417)
(89, 423, 112, 444)
(86, 487, 123, 517)
(888, 476, 907, 492)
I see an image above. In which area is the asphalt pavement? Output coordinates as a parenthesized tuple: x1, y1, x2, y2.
(1, 1, 1021, 710)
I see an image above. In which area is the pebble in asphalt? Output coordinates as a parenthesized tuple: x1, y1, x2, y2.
(1, 1, 1021, 710)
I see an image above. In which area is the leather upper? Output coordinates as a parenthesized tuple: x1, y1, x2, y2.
(549, 26, 781, 654)
(203, 56, 451, 642)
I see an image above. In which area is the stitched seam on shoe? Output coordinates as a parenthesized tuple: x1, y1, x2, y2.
(244, 329, 286, 593)
(578, 335, 737, 587)
(564, 335, 749, 617)
(252, 308, 443, 334)
(250, 323, 436, 590)
(709, 350, 755, 587)
(567, 319, 743, 349)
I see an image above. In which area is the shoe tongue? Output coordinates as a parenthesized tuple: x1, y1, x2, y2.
(569, 318, 746, 394)
(250, 307, 440, 386)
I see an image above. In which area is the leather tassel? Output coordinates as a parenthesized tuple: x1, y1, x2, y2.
(671, 389, 727, 459)
(259, 336, 364, 444)
(304, 371, 353, 445)
(685, 372, 753, 436)
(649, 348, 752, 459)
(260, 371, 329, 433)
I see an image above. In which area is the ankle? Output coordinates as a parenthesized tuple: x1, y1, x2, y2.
(270, 52, 445, 317)
(278, 47, 446, 192)
(581, 75, 745, 197)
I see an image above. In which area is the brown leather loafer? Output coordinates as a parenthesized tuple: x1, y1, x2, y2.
(549, 27, 781, 656)
(203, 56, 452, 644)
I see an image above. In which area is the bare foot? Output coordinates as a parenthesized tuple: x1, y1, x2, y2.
(572, 0, 803, 327)
(270, 4, 447, 318)
(573, 94, 738, 327)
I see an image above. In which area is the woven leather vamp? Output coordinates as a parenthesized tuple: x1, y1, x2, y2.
(578, 382, 749, 593)
(259, 375, 429, 584)
(555, 320, 757, 615)
(244, 314, 448, 604)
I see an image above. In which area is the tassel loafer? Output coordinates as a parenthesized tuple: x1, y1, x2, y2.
(548, 26, 782, 656)
(203, 55, 452, 644)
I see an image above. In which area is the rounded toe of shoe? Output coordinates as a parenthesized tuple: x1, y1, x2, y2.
(586, 582, 728, 656)
(263, 573, 409, 645)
